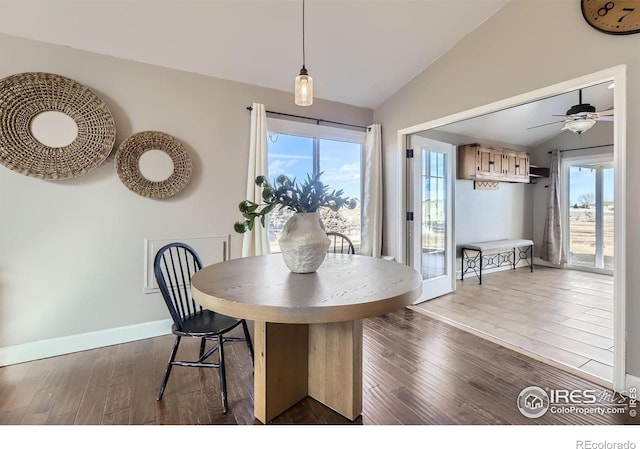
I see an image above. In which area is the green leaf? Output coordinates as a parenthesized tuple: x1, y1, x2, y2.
(235, 171, 355, 232)
(276, 174, 289, 186)
(234, 222, 247, 233)
(262, 186, 274, 202)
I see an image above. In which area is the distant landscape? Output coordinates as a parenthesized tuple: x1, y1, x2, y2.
(568, 204, 614, 270)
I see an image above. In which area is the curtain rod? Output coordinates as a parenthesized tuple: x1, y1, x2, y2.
(246, 106, 370, 131)
(548, 144, 613, 154)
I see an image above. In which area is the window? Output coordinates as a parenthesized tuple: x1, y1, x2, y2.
(420, 149, 446, 279)
(266, 118, 365, 253)
(567, 159, 614, 272)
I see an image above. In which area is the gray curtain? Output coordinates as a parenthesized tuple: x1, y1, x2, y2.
(540, 150, 565, 265)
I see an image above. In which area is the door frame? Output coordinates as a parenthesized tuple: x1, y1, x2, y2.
(396, 65, 627, 392)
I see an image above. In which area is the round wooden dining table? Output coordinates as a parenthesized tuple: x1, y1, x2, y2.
(191, 253, 422, 423)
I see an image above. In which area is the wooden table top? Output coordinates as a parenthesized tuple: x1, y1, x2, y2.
(191, 254, 422, 324)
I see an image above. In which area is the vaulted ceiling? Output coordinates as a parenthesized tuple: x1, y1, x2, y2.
(0, 0, 508, 109)
(0, 1, 615, 147)
(431, 81, 615, 148)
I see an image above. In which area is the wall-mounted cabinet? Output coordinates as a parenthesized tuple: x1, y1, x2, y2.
(457, 143, 530, 183)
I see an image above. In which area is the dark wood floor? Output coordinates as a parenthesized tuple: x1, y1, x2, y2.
(0, 309, 635, 425)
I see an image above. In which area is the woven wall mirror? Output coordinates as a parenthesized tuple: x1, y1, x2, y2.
(0, 72, 116, 180)
(115, 131, 192, 199)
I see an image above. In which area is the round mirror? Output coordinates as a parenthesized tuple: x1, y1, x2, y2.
(139, 149, 175, 182)
(29, 111, 79, 148)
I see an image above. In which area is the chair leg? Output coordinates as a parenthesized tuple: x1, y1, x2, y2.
(199, 337, 206, 359)
(157, 335, 181, 400)
(241, 319, 255, 364)
(217, 334, 228, 413)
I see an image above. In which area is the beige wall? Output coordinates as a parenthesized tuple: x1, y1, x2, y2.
(373, 1, 640, 375)
(0, 33, 372, 354)
(455, 181, 531, 248)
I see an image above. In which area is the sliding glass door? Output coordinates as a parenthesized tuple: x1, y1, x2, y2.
(566, 159, 614, 272)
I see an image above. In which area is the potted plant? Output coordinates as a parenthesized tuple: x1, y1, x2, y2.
(234, 173, 357, 273)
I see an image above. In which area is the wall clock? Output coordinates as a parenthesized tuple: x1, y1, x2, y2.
(581, 0, 640, 35)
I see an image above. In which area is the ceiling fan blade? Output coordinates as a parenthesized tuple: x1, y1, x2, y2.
(597, 109, 614, 116)
(596, 116, 614, 122)
(527, 120, 566, 130)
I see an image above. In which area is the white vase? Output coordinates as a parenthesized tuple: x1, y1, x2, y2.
(278, 212, 330, 273)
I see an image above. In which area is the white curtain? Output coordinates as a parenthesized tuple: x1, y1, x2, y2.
(540, 150, 565, 265)
(241, 103, 270, 257)
(360, 124, 383, 257)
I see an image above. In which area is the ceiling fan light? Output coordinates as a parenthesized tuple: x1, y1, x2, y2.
(564, 118, 596, 134)
(295, 66, 313, 106)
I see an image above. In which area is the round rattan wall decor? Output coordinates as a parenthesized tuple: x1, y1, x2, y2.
(115, 131, 192, 199)
(0, 72, 116, 180)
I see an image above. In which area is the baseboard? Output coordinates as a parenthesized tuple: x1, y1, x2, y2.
(0, 319, 172, 367)
(626, 374, 640, 393)
(533, 257, 561, 268)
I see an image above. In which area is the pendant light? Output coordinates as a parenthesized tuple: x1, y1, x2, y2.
(295, 0, 313, 106)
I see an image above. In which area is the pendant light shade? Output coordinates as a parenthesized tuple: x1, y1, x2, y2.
(294, 0, 313, 106)
(295, 66, 313, 106)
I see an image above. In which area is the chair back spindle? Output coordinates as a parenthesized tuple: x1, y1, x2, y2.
(154, 243, 203, 331)
(326, 232, 355, 255)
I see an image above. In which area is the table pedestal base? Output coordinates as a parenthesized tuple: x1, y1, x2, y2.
(254, 320, 363, 423)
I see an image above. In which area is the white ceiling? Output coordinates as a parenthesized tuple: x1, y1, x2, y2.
(0, 0, 614, 146)
(0, 0, 509, 109)
(426, 81, 614, 148)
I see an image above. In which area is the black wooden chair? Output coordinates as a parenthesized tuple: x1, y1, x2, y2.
(154, 242, 254, 413)
(326, 231, 355, 254)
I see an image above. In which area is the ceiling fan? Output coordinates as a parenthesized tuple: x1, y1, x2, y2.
(528, 89, 614, 135)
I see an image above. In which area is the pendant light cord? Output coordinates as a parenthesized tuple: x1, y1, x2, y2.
(302, 0, 306, 68)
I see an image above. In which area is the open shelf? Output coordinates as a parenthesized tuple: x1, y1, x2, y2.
(529, 165, 549, 178)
